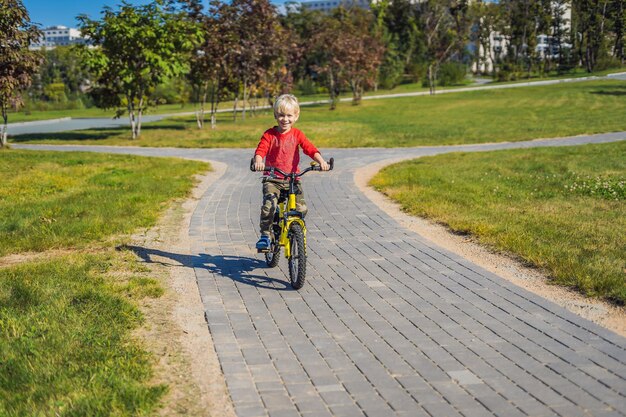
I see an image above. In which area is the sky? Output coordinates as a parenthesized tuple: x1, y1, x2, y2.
(22, 0, 287, 28)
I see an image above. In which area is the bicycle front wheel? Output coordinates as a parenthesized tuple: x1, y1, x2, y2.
(288, 223, 306, 289)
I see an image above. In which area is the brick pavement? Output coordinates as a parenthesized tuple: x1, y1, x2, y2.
(16, 133, 626, 416)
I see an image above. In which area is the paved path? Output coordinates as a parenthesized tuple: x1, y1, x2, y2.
(15, 132, 626, 417)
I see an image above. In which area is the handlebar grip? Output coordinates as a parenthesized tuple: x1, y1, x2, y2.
(329, 157, 334, 171)
(250, 158, 255, 172)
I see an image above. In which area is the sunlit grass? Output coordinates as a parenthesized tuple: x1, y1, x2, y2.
(0, 150, 209, 416)
(11, 80, 626, 148)
(0, 251, 167, 417)
(370, 141, 626, 303)
(0, 150, 208, 257)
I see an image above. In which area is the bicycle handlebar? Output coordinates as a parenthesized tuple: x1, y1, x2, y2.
(250, 157, 334, 176)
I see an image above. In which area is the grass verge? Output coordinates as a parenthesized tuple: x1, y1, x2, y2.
(11, 80, 626, 148)
(0, 150, 209, 416)
(369, 141, 626, 304)
(0, 251, 165, 417)
(0, 150, 208, 257)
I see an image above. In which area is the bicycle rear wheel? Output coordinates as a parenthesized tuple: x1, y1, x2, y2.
(265, 234, 280, 267)
(288, 223, 306, 289)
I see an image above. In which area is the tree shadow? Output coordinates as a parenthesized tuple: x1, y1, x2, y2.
(590, 86, 626, 96)
(119, 244, 292, 291)
(10, 129, 117, 142)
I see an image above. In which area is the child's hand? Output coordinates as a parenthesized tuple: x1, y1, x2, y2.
(319, 160, 330, 171)
(254, 160, 266, 172)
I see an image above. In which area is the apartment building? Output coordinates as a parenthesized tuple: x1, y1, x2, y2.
(30, 26, 86, 50)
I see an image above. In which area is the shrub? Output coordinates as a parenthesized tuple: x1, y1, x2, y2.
(437, 62, 467, 86)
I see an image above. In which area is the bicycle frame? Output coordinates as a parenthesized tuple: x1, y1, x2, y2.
(276, 178, 307, 259)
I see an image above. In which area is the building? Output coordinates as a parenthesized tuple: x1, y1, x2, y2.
(300, 0, 370, 13)
(30, 26, 86, 50)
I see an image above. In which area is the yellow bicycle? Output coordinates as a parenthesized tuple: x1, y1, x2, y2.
(251, 158, 334, 289)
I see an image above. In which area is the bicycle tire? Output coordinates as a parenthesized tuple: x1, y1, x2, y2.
(288, 223, 306, 289)
(265, 234, 280, 268)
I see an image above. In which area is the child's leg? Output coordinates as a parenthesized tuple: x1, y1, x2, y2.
(295, 182, 308, 217)
(260, 180, 280, 236)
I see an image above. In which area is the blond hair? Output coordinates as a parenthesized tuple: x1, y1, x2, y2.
(273, 94, 300, 115)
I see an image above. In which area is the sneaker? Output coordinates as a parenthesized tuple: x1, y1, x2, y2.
(256, 235, 271, 251)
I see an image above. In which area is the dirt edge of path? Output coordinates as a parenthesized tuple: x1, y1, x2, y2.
(354, 158, 626, 338)
(131, 160, 237, 417)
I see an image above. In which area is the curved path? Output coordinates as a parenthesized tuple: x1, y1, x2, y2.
(16, 132, 626, 417)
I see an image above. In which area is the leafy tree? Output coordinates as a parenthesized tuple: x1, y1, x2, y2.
(227, 0, 286, 120)
(572, 0, 613, 72)
(339, 8, 386, 104)
(310, 8, 385, 107)
(469, 0, 505, 76)
(37, 46, 90, 99)
(77, 0, 202, 139)
(417, 0, 471, 94)
(0, 0, 42, 147)
(183, 0, 232, 128)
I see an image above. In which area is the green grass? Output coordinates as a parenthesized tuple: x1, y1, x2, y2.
(0, 150, 208, 416)
(0, 150, 208, 257)
(370, 141, 626, 304)
(0, 252, 166, 417)
(11, 80, 626, 148)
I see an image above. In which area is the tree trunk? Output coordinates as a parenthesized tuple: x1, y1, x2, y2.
(428, 64, 436, 95)
(1, 107, 8, 148)
(233, 94, 239, 122)
(196, 81, 208, 129)
(242, 81, 248, 121)
(210, 79, 220, 130)
(328, 68, 337, 110)
(128, 97, 137, 140)
(351, 80, 363, 105)
(136, 96, 144, 138)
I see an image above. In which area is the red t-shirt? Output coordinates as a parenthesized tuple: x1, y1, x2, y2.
(254, 127, 319, 178)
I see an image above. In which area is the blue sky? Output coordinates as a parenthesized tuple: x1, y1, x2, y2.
(23, 0, 287, 28)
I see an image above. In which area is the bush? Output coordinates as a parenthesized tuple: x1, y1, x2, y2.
(593, 55, 623, 72)
(296, 78, 321, 96)
(437, 63, 467, 86)
(23, 98, 86, 112)
(407, 63, 427, 84)
(378, 57, 405, 90)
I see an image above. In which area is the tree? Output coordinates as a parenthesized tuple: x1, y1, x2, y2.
(183, 0, 232, 129)
(310, 8, 385, 108)
(227, 0, 286, 120)
(339, 8, 386, 104)
(469, 0, 505, 76)
(417, 0, 471, 94)
(0, 0, 42, 148)
(77, 0, 202, 139)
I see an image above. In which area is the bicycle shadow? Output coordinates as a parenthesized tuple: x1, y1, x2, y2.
(119, 245, 292, 290)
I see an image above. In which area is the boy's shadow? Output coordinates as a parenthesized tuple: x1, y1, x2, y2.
(119, 245, 291, 290)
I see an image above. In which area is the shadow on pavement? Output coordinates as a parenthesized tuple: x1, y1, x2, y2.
(119, 245, 292, 291)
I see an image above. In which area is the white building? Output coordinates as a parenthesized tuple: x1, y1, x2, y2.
(30, 26, 86, 50)
(300, 0, 370, 13)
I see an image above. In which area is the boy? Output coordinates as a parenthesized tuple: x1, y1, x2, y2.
(253, 94, 330, 251)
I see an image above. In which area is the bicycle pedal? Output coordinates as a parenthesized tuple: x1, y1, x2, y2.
(257, 248, 270, 253)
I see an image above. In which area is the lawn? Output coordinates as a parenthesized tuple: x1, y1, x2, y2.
(0, 150, 207, 256)
(0, 150, 209, 416)
(369, 141, 626, 304)
(11, 79, 626, 148)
